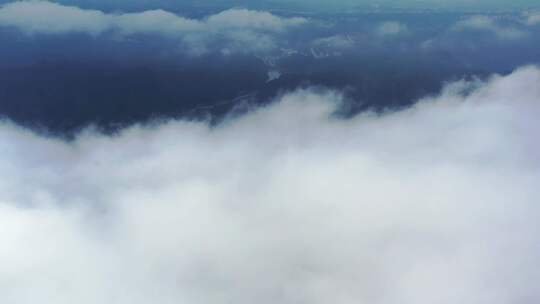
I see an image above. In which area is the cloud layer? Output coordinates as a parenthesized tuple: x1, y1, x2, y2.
(375, 21, 409, 36)
(1, 66, 540, 303)
(0, 0, 307, 54)
(524, 11, 540, 25)
(452, 15, 527, 40)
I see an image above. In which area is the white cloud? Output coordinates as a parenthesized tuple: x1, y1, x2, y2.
(205, 9, 306, 32)
(523, 11, 540, 26)
(312, 34, 355, 49)
(0, 0, 110, 35)
(266, 69, 282, 82)
(1, 66, 540, 303)
(375, 21, 409, 36)
(452, 15, 527, 40)
(0, 0, 307, 55)
(310, 34, 355, 58)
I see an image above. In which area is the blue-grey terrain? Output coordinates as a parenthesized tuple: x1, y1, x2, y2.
(1, 1, 539, 134)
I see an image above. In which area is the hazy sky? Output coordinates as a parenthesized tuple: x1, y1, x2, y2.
(1, 0, 538, 12)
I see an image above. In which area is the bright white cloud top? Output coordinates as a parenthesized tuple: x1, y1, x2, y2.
(0, 0, 307, 54)
(1, 66, 540, 303)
